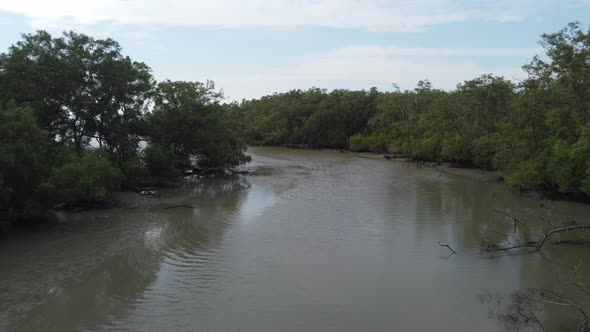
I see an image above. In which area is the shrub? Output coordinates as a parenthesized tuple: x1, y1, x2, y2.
(349, 133, 389, 153)
(143, 143, 183, 178)
(42, 150, 123, 205)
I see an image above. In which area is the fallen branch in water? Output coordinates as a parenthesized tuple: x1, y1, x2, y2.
(494, 209, 530, 239)
(535, 225, 590, 251)
(438, 241, 457, 255)
(482, 210, 590, 331)
(164, 205, 196, 210)
(482, 211, 590, 253)
(480, 240, 538, 252)
(550, 240, 590, 246)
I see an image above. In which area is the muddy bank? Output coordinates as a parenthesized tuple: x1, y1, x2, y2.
(356, 152, 498, 182)
(433, 164, 499, 182)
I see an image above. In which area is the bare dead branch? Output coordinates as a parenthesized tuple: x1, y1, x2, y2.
(550, 240, 590, 246)
(438, 241, 457, 255)
(494, 209, 528, 227)
(535, 225, 590, 251)
(481, 241, 538, 252)
(544, 290, 590, 323)
(494, 209, 533, 241)
(483, 210, 590, 254)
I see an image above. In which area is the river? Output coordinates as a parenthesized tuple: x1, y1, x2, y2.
(1, 146, 589, 331)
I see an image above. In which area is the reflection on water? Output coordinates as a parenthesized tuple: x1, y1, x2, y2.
(0, 146, 589, 331)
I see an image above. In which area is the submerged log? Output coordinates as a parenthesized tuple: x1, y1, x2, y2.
(164, 204, 195, 210)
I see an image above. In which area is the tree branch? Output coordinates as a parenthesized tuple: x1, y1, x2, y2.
(438, 241, 457, 255)
(535, 225, 590, 251)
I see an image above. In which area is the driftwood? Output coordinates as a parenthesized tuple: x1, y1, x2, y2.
(164, 205, 195, 210)
(535, 225, 590, 251)
(438, 241, 457, 255)
(482, 225, 590, 252)
(481, 211, 590, 330)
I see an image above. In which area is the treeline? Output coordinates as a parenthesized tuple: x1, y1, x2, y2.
(237, 22, 590, 199)
(0, 31, 249, 223)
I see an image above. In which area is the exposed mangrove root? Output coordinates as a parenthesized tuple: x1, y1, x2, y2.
(383, 154, 403, 160)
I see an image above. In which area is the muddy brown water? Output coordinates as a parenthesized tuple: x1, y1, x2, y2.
(1, 146, 589, 331)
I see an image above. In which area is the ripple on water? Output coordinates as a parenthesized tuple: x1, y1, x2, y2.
(5, 148, 590, 332)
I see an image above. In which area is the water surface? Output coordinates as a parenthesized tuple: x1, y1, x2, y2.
(1, 147, 589, 331)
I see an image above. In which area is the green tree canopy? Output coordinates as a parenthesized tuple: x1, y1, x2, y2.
(147, 80, 250, 175)
(0, 104, 50, 220)
(0, 30, 155, 165)
(237, 22, 590, 199)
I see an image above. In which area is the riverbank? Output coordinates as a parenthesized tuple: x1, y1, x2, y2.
(362, 151, 590, 203)
(355, 151, 499, 182)
(276, 144, 586, 203)
(277, 144, 502, 183)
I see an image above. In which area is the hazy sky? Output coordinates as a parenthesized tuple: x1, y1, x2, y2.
(0, 1, 588, 100)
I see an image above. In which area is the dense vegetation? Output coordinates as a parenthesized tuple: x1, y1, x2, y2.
(0, 31, 250, 224)
(237, 22, 590, 199)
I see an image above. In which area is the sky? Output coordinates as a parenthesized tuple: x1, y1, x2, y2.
(0, 1, 588, 101)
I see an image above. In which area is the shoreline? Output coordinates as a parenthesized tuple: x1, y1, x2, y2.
(357, 151, 500, 182)
(272, 145, 588, 204)
(3, 146, 586, 230)
(260, 144, 503, 183)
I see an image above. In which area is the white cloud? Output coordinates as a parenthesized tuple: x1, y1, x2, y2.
(311, 45, 542, 58)
(0, 1, 567, 100)
(0, 0, 582, 32)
